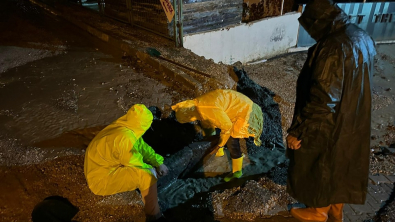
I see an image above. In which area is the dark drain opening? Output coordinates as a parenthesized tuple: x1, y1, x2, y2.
(143, 107, 202, 157)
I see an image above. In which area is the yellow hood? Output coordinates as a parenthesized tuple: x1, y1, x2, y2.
(84, 104, 161, 196)
(171, 100, 200, 123)
(113, 104, 153, 139)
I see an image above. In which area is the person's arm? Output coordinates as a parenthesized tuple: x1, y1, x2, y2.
(137, 137, 164, 168)
(199, 107, 232, 147)
(287, 46, 344, 141)
(138, 137, 169, 177)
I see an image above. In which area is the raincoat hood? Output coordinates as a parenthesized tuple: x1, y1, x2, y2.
(299, 0, 349, 41)
(84, 104, 163, 196)
(287, 3, 376, 206)
(172, 90, 264, 148)
(113, 104, 153, 139)
(171, 100, 200, 123)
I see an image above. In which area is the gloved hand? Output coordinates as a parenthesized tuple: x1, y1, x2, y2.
(215, 147, 225, 157)
(156, 164, 169, 177)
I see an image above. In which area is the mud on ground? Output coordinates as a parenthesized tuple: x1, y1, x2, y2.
(2, 43, 395, 221)
(1, 1, 395, 218)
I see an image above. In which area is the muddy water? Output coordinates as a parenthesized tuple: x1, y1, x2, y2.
(0, 3, 317, 219)
(0, 0, 192, 221)
(0, 0, 189, 146)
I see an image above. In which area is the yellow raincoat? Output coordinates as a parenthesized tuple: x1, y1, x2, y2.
(172, 89, 263, 147)
(84, 104, 164, 196)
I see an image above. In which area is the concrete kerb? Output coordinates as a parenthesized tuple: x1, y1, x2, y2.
(29, 0, 202, 92)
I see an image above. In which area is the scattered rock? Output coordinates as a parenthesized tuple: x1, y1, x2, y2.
(212, 177, 296, 221)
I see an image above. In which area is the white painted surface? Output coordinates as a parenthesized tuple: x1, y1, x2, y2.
(183, 12, 301, 65)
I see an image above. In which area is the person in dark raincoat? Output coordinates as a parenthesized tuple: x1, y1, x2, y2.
(286, 0, 376, 221)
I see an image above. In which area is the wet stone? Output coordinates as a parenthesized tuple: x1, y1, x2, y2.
(212, 177, 296, 221)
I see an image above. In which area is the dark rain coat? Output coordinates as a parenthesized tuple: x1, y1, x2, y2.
(286, 0, 376, 207)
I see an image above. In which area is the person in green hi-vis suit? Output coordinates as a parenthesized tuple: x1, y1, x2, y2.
(84, 104, 169, 222)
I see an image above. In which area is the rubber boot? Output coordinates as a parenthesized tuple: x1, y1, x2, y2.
(290, 206, 331, 222)
(328, 204, 343, 222)
(224, 155, 243, 182)
(215, 147, 224, 157)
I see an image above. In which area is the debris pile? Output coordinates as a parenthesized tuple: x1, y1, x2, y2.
(234, 67, 285, 150)
(212, 177, 295, 221)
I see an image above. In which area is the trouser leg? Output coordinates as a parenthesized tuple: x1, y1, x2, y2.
(223, 137, 244, 182)
(226, 137, 242, 159)
(140, 183, 161, 221)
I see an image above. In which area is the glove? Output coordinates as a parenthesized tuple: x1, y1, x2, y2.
(156, 164, 169, 177)
(215, 147, 225, 157)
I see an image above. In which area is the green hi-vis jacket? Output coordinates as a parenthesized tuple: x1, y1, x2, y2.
(84, 104, 164, 195)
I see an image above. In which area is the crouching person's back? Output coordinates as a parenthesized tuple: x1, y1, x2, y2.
(84, 104, 169, 222)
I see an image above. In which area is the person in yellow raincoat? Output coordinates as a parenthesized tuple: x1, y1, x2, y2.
(171, 89, 263, 182)
(84, 104, 169, 222)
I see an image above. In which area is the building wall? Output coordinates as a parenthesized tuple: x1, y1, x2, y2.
(183, 12, 300, 64)
(242, 0, 282, 22)
(183, 0, 243, 35)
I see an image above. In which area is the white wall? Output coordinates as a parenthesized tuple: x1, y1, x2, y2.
(183, 12, 301, 65)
